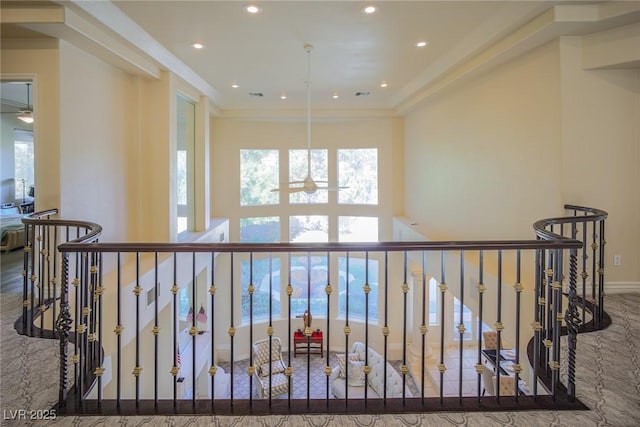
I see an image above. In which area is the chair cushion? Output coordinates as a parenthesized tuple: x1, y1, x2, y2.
(258, 361, 285, 377)
(336, 352, 359, 378)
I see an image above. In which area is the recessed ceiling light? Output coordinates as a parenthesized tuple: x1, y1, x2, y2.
(363, 5, 377, 14)
(280, 94, 287, 100)
(246, 4, 261, 14)
(231, 83, 239, 89)
(192, 43, 204, 49)
(332, 93, 339, 99)
(380, 81, 388, 88)
(416, 41, 429, 48)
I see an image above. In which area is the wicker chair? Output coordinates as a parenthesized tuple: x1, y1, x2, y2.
(252, 337, 290, 399)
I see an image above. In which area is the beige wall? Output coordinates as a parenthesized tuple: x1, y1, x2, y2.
(403, 38, 639, 287)
(559, 36, 640, 284)
(58, 41, 137, 242)
(404, 41, 564, 242)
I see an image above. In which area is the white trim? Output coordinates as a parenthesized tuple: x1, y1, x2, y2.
(605, 282, 640, 294)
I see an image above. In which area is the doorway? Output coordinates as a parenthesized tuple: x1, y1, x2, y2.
(1, 80, 35, 212)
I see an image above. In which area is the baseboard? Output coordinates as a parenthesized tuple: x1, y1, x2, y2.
(605, 282, 640, 294)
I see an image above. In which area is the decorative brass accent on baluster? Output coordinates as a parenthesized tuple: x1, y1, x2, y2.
(325, 284, 332, 295)
(22, 300, 28, 307)
(72, 278, 80, 287)
(248, 284, 255, 295)
(114, 325, 124, 335)
(420, 324, 428, 335)
(324, 366, 332, 376)
(285, 366, 293, 377)
(557, 313, 564, 322)
(132, 366, 142, 376)
(401, 365, 408, 375)
(363, 365, 371, 375)
(581, 271, 588, 280)
(553, 281, 562, 290)
(513, 363, 522, 374)
(189, 326, 198, 336)
(545, 269, 553, 277)
(457, 323, 466, 334)
(209, 285, 216, 295)
(495, 322, 504, 332)
(228, 326, 236, 337)
(477, 283, 486, 293)
(88, 333, 95, 342)
(247, 366, 255, 376)
(363, 283, 371, 294)
(208, 366, 217, 376)
(304, 326, 313, 337)
(286, 284, 293, 296)
(438, 363, 447, 373)
(36, 235, 41, 241)
(513, 282, 523, 292)
(71, 355, 79, 364)
(39, 305, 47, 312)
(95, 286, 103, 296)
(151, 326, 160, 336)
(90, 265, 98, 274)
(50, 277, 58, 285)
(344, 325, 351, 336)
(439, 282, 447, 292)
(401, 283, 409, 294)
(133, 286, 142, 296)
(83, 307, 91, 317)
(24, 246, 31, 253)
(543, 339, 552, 348)
(40, 248, 47, 256)
(267, 326, 273, 336)
(531, 321, 542, 331)
(382, 326, 390, 336)
(474, 363, 484, 374)
(598, 268, 604, 276)
(171, 285, 179, 295)
(548, 361, 560, 370)
(591, 242, 598, 250)
(21, 270, 26, 277)
(30, 274, 37, 282)
(171, 366, 179, 376)
(76, 324, 87, 334)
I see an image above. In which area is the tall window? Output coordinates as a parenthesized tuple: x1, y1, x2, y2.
(289, 255, 328, 319)
(289, 149, 328, 204)
(240, 149, 279, 206)
(176, 95, 195, 235)
(338, 148, 378, 205)
(14, 129, 34, 201)
(241, 257, 281, 320)
(338, 216, 378, 242)
(289, 215, 328, 242)
(338, 257, 379, 321)
(240, 217, 280, 243)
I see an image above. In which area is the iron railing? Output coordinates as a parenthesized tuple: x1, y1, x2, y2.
(17, 205, 607, 415)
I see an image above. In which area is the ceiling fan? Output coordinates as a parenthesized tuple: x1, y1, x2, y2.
(272, 44, 347, 195)
(0, 82, 34, 124)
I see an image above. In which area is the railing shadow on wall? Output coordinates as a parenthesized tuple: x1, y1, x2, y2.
(16, 205, 607, 416)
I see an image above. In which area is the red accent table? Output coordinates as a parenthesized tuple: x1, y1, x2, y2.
(293, 330, 323, 358)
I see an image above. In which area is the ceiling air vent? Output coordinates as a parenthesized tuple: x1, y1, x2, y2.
(355, 91, 370, 97)
(249, 92, 264, 97)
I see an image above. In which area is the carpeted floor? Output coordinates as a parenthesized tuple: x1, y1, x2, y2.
(1, 279, 639, 425)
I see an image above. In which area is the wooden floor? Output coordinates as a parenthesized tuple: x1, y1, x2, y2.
(0, 248, 23, 294)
